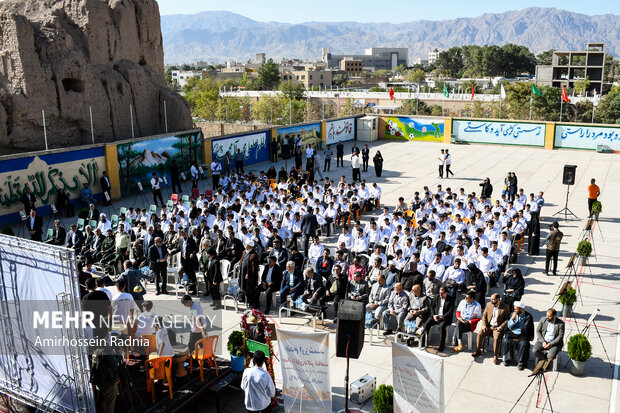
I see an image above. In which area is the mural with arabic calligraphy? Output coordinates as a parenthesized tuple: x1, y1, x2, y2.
(554, 124, 620, 150)
(384, 117, 444, 142)
(452, 120, 546, 146)
(211, 131, 270, 167)
(0, 147, 104, 225)
(325, 117, 356, 145)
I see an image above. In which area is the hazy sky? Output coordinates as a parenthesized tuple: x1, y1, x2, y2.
(156, 0, 619, 22)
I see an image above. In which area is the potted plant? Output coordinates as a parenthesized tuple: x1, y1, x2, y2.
(558, 286, 577, 317)
(372, 384, 393, 413)
(567, 334, 592, 376)
(577, 240, 592, 266)
(591, 201, 602, 220)
(227, 330, 245, 372)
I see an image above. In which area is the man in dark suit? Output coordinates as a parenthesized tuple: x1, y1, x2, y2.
(66, 224, 85, 253)
(336, 140, 344, 167)
(100, 171, 112, 206)
(255, 256, 283, 313)
(27, 209, 43, 241)
(179, 228, 198, 295)
(416, 286, 454, 351)
(87, 203, 100, 223)
(300, 210, 319, 256)
(83, 228, 105, 264)
(49, 220, 67, 245)
(203, 248, 222, 306)
(149, 237, 168, 295)
(21, 187, 36, 215)
(301, 267, 326, 306)
(280, 261, 303, 303)
(501, 301, 535, 370)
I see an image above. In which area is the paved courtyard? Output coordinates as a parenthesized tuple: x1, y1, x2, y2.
(52, 139, 619, 413)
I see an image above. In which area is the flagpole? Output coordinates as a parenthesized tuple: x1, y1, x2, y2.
(499, 96, 502, 119)
(529, 94, 533, 120)
(560, 98, 563, 122)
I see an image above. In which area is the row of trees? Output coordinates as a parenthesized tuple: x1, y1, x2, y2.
(395, 83, 620, 124)
(434, 44, 537, 78)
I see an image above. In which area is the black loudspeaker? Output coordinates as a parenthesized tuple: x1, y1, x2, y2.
(336, 300, 365, 359)
(563, 165, 577, 185)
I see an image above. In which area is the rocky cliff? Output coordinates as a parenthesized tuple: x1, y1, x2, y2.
(0, 0, 192, 153)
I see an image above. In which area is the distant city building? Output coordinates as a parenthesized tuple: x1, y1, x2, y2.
(340, 58, 363, 76)
(428, 48, 440, 65)
(255, 53, 266, 64)
(535, 43, 606, 93)
(281, 67, 333, 88)
(412, 57, 429, 67)
(322, 47, 408, 71)
(170, 70, 203, 88)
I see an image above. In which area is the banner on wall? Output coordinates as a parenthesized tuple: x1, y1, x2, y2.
(326, 118, 355, 145)
(212, 131, 270, 167)
(117, 131, 202, 197)
(452, 120, 545, 146)
(0, 147, 105, 225)
(278, 329, 330, 413)
(392, 342, 444, 413)
(384, 117, 444, 141)
(554, 124, 620, 150)
(276, 123, 322, 158)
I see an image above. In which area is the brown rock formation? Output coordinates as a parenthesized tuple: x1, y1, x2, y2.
(0, 0, 191, 153)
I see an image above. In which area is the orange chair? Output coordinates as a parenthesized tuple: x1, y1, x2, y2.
(190, 336, 219, 382)
(171, 193, 179, 205)
(141, 334, 157, 355)
(145, 357, 173, 402)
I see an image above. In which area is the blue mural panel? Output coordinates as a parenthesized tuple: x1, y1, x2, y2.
(554, 124, 620, 150)
(211, 131, 270, 167)
(452, 120, 545, 146)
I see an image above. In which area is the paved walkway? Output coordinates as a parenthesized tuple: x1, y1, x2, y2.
(17, 139, 619, 413)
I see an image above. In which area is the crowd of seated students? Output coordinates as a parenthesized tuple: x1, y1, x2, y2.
(60, 161, 563, 371)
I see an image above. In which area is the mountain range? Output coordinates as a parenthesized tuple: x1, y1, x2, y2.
(160, 8, 620, 64)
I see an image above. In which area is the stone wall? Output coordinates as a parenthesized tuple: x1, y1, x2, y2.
(197, 121, 271, 138)
(0, 0, 192, 153)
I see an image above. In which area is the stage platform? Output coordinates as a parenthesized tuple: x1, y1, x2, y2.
(116, 356, 240, 413)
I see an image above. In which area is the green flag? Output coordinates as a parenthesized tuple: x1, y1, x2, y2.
(443, 83, 450, 98)
(531, 84, 542, 97)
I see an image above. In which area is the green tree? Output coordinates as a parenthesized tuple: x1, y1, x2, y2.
(604, 55, 620, 84)
(393, 64, 408, 74)
(407, 69, 426, 83)
(257, 59, 280, 90)
(279, 80, 306, 100)
(183, 76, 220, 120)
(595, 85, 620, 124)
(536, 49, 555, 65)
(372, 69, 389, 78)
(429, 105, 443, 116)
(532, 85, 562, 121)
(181, 63, 192, 71)
(397, 99, 430, 116)
(574, 77, 590, 96)
(333, 73, 348, 86)
(436, 47, 464, 78)
(500, 44, 536, 77)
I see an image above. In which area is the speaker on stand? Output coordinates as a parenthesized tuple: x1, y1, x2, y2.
(336, 300, 365, 413)
(554, 165, 579, 221)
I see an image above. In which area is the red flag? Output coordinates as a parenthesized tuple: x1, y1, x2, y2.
(470, 84, 475, 101)
(389, 87, 394, 100)
(561, 85, 570, 103)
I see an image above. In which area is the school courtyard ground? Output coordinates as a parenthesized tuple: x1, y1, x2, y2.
(95, 139, 620, 412)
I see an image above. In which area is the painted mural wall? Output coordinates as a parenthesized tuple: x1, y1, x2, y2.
(276, 122, 322, 158)
(0, 147, 105, 225)
(325, 117, 356, 145)
(554, 124, 620, 150)
(452, 120, 546, 146)
(211, 131, 270, 167)
(117, 131, 202, 197)
(384, 117, 444, 142)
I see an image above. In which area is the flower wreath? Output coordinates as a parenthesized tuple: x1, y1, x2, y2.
(240, 308, 275, 384)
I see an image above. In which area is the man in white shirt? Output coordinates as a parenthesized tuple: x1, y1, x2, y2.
(337, 226, 353, 250)
(351, 229, 369, 254)
(241, 351, 275, 412)
(351, 150, 361, 182)
(427, 254, 446, 282)
(111, 279, 135, 325)
(308, 236, 325, 268)
(211, 159, 222, 188)
(154, 316, 174, 357)
(420, 237, 437, 266)
(452, 291, 482, 352)
(477, 247, 499, 287)
(181, 295, 208, 352)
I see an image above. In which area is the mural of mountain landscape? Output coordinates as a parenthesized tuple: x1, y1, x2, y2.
(117, 132, 202, 197)
(160, 8, 620, 63)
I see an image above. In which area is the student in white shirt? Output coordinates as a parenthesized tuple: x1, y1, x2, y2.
(112, 279, 136, 325)
(241, 351, 275, 412)
(154, 316, 174, 357)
